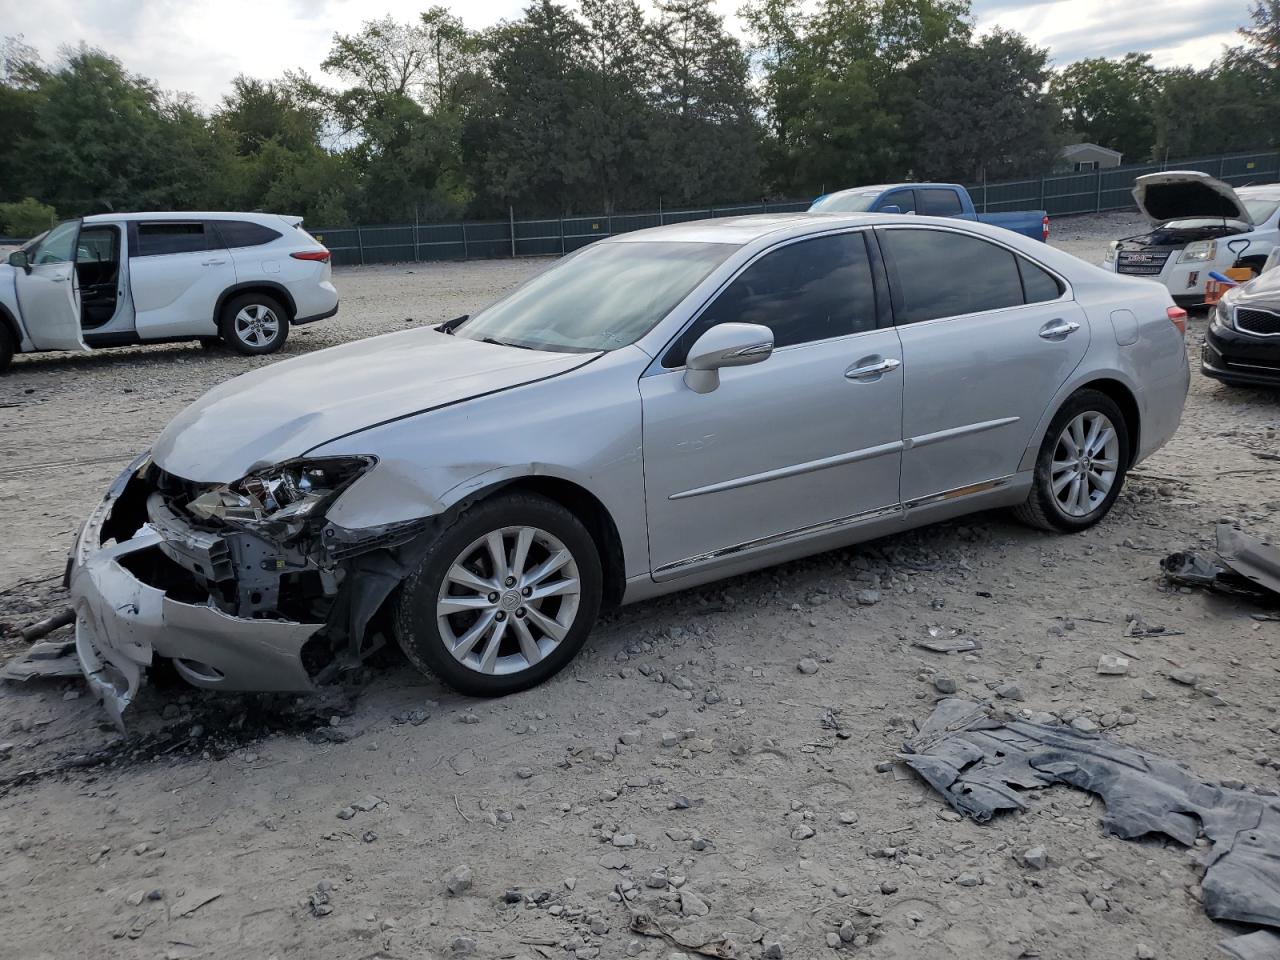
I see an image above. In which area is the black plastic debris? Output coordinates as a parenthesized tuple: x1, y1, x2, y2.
(1162, 521, 1280, 603)
(902, 699, 1280, 930)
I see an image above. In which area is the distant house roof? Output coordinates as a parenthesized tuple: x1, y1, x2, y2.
(1061, 142, 1123, 159)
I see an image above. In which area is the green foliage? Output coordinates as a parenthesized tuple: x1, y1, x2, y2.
(0, 1, 1276, 230)
(0, 196, 56, 236)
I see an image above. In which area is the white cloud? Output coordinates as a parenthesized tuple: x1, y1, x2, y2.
(6, 0, 1249, 107)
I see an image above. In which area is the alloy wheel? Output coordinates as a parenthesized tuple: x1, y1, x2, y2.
(234, 304, 279, 347)
(436, 525, 581, 675)
(1051, 411, 1120, 518)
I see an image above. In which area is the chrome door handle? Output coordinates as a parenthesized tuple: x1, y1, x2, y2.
(845, 356, 901, 380)
(1039, 319, 1080, 340)
(201, 259, 227, 266)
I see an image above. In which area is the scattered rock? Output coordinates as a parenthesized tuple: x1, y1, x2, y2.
(797, 658, 820, 675)
(445, 865, 473, 895)
(855, 589, 881, 605)
(1071, 716, 1100, 734)
(933, 676, 957, 694)
(679, 889, 710, 917)
(1097, 655, 1130, 676)
(1021, 846, 1048, 870)
(1169, 670, 1199, 686)
(994, 682, 1023, 701)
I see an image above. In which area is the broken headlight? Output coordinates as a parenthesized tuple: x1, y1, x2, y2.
(1179, 240, 1217, 263)
(187, 457, 375, 529)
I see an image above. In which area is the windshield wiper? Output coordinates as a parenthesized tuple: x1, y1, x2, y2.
(478, 336, 535, 350)
(436, 314, 469, 335)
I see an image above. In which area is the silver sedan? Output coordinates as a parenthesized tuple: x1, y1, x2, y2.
(69, 213, 1190, 722)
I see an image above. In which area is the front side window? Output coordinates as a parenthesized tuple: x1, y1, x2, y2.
(458, 240, 735, 353)
(880, 228, 1024, 323)
(917, 188, 963, 217)
(30, 220, 79, 265)
(665, 232, 878, 366)
(1244, 197, 1280, 224)
(136, 222, 207, 257)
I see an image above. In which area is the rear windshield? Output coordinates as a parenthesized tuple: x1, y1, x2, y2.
(458, 240, 735, 353)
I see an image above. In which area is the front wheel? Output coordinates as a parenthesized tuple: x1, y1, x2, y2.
(1014, 389, 1130, 532)
(219, 293, 289, 356)
(394, 492, 603, 697)
(0, 324, 13, 373)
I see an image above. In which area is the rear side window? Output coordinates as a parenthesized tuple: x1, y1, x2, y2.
(1018, 257, 1064, 303)
(136, 222, 207, 256)
(917, 188, 964, 217)
(215, 220, 282, 248)
(665, 232, 877, 366)
(878, 189, 916, 213)
(880, 228, 1024, 323)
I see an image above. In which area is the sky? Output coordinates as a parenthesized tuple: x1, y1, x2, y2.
(4, 0, 1256, 109)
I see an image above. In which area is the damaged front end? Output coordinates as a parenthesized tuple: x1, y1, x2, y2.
(69, 453, 433, 727)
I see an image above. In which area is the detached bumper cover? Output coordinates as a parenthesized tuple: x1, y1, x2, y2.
(69, 483, 323, 727)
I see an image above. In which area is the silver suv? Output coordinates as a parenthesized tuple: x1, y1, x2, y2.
(67, 213, 1189, 723)
(0, 211, 338, 371)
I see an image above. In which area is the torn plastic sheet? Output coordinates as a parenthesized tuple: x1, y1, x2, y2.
(1219, 930, 1280, 960)
(902, 698, 1280, 930)
(1162, 521, 1280, 603)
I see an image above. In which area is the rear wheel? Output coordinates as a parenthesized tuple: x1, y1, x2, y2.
(394, 493, 603, 697)
(1014, 389, 1130, 532)
(219, 292, 289, 355)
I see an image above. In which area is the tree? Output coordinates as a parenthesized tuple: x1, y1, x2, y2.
(646, 0, 762, 204)
(1049, 54, 1160, 162)
(906, 30, 1059, 182)
(1240, 0, 1280, 69)
(0, 197, 56, 236)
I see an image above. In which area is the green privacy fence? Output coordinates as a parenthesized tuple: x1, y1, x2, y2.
(311, 148, 1280, 266)
(966, 149, 1280, 216)
(311, 200, 811, 267)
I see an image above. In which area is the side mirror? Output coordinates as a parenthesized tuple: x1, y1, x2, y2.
(684, 322, 774, 394)
(879, 204, 901, 215)
(7, 249, 30, 273)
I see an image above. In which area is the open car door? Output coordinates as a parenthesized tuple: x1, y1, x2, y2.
(14, 218, 89, 351)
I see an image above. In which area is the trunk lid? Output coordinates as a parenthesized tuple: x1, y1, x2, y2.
(1133, 171, 1251, 225)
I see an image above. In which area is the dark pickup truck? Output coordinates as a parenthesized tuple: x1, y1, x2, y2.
(810, 182, 1049, 242)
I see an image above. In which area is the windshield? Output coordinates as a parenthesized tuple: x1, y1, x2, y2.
(810, 191, 880, 213)
(1244, 197, 1280, 223)
(458, 240, 736, 352)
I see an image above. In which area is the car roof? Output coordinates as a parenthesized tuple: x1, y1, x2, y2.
(1237, 184, 1280, 199)
(82, 211, 298, 224)
(603, 210, 982, 246)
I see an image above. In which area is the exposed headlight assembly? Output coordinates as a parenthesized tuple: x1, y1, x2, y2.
(1179, 240, 1218, 263)
(1212, 298, 1234, 331)
(1104, 241, 1119, 264)
(187, 456, 375, 532)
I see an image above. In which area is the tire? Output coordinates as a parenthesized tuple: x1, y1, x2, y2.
(218, 292, 289, 356)
(0, 323, 13, 373)
(394, 492, 603, 697)
(1014, 389, 1130, 533)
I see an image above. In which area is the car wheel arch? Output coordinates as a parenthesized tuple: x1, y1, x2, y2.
(1019, 375, 1142, 472)
(0, 302, 23, 351)
(213, 281, 297, 325)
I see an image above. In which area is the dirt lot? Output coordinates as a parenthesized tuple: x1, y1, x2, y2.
(2, 210, 1279, 960)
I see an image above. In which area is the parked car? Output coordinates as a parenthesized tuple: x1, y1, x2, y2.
(69, 213, 1189, 724)
(0, 212, 338, 373)
(1203, 257, 1280, 388)
(809, 183, 1050, 242)
(1104, 171, 1280, 307)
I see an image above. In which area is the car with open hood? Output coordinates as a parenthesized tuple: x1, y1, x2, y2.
(1104, 171, 1280, 306)
(67, 212, 1190, 726)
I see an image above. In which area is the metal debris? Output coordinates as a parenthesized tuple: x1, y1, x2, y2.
(0, 639, 82, 682)
(902, 698, 1280, 930)
(18, 608, 74, 642)
(1162, 521, 1280, 603)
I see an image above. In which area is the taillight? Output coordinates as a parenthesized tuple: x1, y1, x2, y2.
(1042, 215, 1050, 243)
(1167, 305, 1187, 336)
(291, 249, 331, 262)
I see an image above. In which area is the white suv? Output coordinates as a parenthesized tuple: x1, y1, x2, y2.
(0, 211, 338, 372)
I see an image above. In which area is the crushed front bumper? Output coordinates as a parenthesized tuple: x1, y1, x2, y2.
(69, 472, 324, 727)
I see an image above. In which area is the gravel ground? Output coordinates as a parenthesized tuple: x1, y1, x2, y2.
(3, 211, 1280, 960)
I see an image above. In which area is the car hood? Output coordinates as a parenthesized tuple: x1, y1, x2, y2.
(152, 329, 598, 482)
(1228, 262, 1280, 308)
(1133, 171, 1251, 225)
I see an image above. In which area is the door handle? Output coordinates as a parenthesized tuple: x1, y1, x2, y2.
(50, 274, 68, 282)
(1039, 319, 1080, 341)
(845, 356, 901, 380)
(201, 259, 227, 266)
